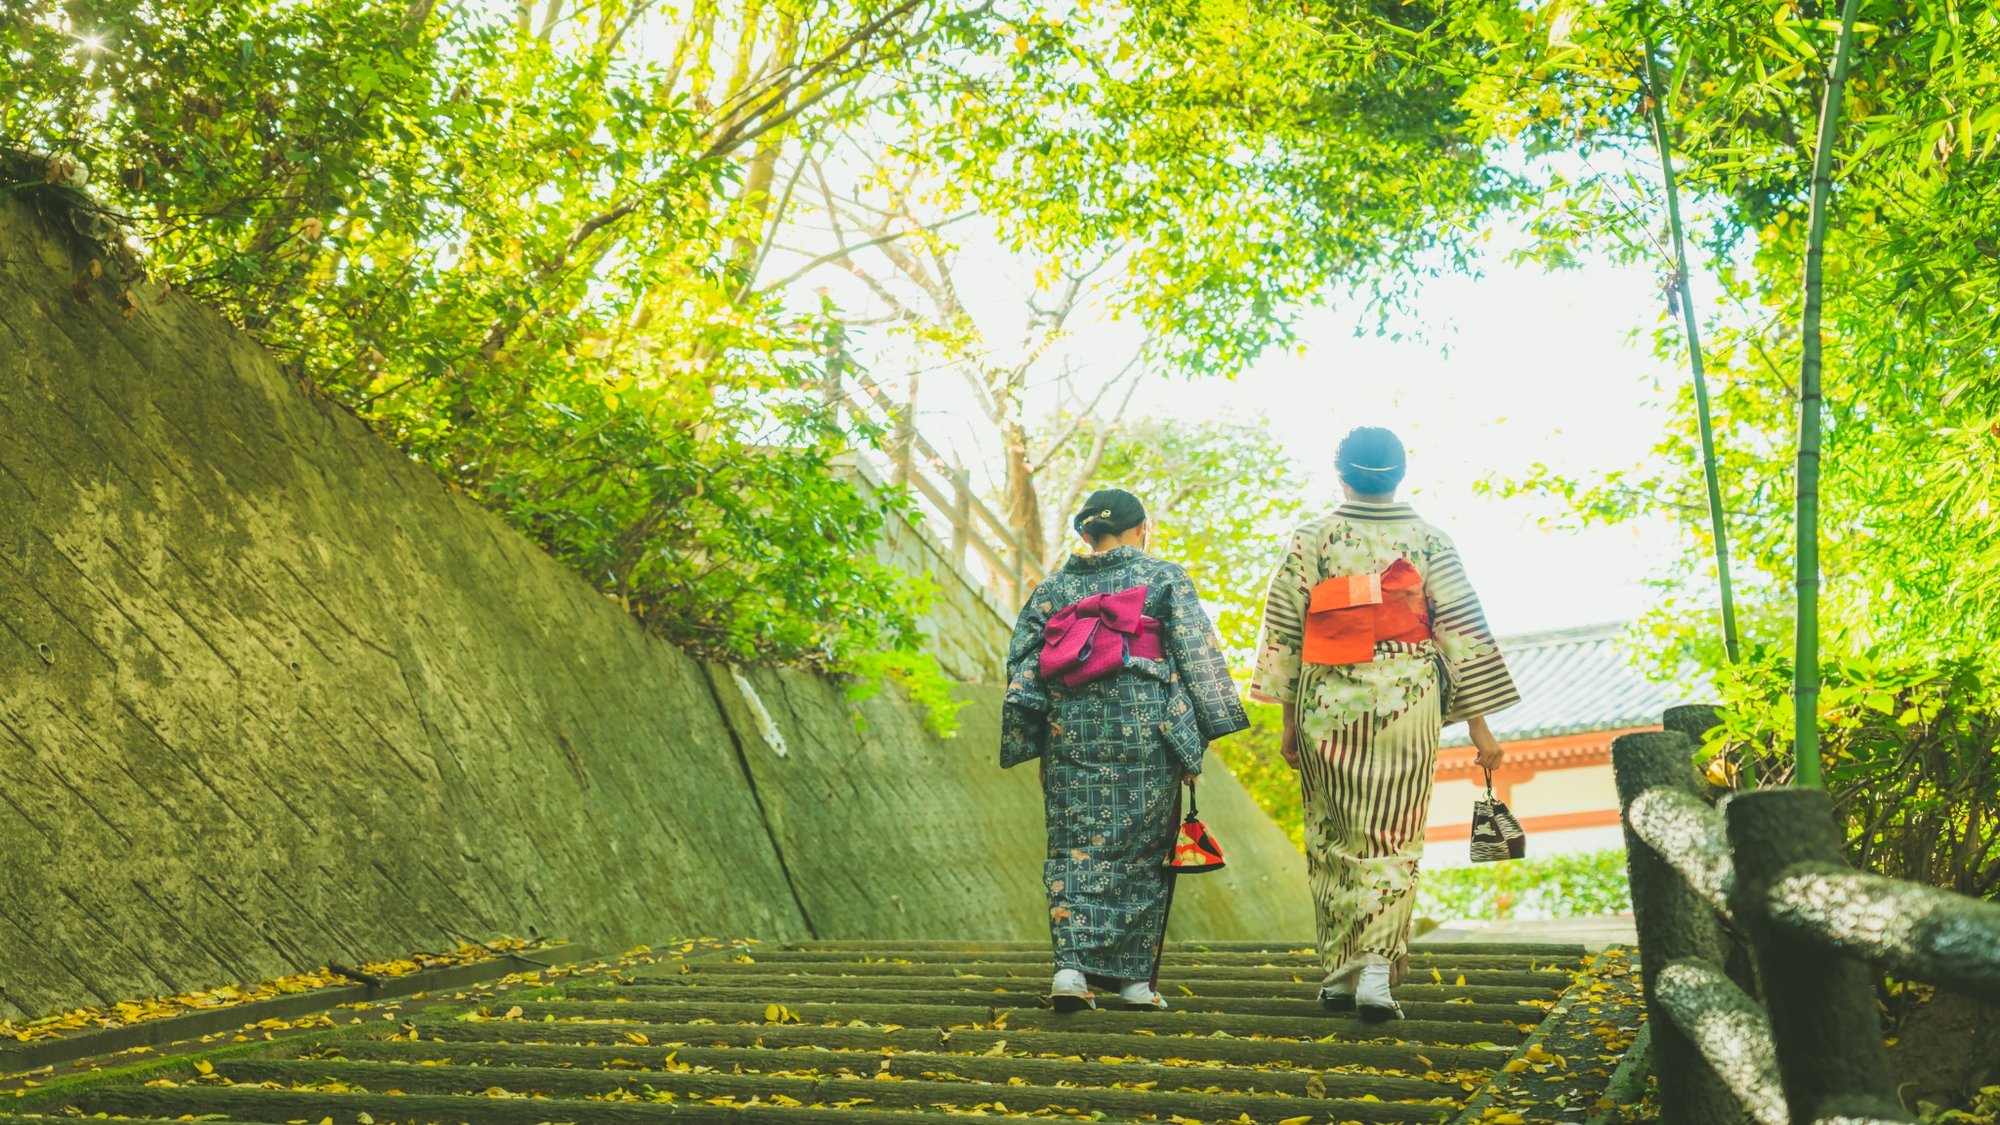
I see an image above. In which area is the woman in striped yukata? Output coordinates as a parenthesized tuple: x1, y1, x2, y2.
(1250, 427, 1519, 1022)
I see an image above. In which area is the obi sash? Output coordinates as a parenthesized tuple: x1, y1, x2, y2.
(1039, 585, 1165, 687)
(1302, 558, 1431, 665)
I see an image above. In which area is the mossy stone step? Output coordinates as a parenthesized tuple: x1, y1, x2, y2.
(62, 1085, 1151, 1125)
(578, 979, 1560, 1006)
(307, 1037, 1471, 1100)
(400, 1014, 1515, 1072)
(738, 950, 1567, 969)
(661, 962, 1571, 988)
(501, 997, 1541, 1035)
(198, 1057, 1454, 1124)
(784, 941, 1587, 958)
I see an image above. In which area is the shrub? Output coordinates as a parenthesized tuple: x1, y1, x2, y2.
(1417, 848, 1633, 923)
(1708, 652, 2000, 900)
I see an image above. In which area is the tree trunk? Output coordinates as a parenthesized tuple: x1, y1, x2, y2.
(1002, 415, 1047, 564)
(1794, 0, 1864, 789)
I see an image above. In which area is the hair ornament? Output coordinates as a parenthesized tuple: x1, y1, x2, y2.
(1099, 509, 1113, 518)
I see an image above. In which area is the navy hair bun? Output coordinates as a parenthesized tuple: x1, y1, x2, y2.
(1336, 427, 1407, 493)
(1074, 488, 1147, 539)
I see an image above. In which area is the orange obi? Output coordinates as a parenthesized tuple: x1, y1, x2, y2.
(1302, 558, 1432, 665)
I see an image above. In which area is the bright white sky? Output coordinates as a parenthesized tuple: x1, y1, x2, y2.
(1144, 243, 1685, 638)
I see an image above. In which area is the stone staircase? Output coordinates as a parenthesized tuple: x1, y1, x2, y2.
(2, 940, 1615, 1125)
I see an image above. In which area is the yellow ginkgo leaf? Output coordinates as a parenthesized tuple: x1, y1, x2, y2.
(191, 1060, 214, 1077)
(1277, 1115, 1315, 1125)
(1430, 968, 1443, 984)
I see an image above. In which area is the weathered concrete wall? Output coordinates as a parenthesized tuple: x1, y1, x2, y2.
(0, 189, 807, 1019)
(0, 185, 1307, 1021)
(708, 670, 1314, 943)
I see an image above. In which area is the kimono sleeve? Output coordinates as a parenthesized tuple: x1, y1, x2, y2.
(1000, 589, 1053, 768)
(1249, 528, 1313, 705)
(1162, 569, 1250, 747)
(1424, 538, 1522, 724)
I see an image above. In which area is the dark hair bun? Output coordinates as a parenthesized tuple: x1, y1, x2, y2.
(1073, 488, 1147, 540)
(1336, 427, 1407, 493)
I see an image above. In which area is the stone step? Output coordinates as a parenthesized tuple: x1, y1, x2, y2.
(557, 984, 1548, 1023)
(489, 998, 1535, 1045)
(729, 949, 1571, 969)
(61, 1085, 1161, 1125)
(580, 977, 1560, 1005)
(404, 1012, 1515, 1071)
(662, 961, 1571, 987)
(195, 1056, 1455, 1122)
(310, 1037, 1473, 1100)
(784, 940, 1589, 958)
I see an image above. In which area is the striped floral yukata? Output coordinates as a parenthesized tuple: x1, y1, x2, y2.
(1250, 502, 1519, 987)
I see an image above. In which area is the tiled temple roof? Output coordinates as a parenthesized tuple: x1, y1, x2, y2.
(1442, 622, 1685, 747)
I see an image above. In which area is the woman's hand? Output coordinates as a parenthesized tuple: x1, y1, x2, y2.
(1279, 703, 1302, 771)
(1183, 772, 1199, 787)
(1468, 716, 1505, 773)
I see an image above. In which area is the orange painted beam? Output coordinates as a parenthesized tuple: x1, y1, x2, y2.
(1434, 724, 1656, 783)
(1425, 807, 1624, 842)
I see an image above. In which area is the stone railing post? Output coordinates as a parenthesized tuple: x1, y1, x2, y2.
(1664, 703, 1760, 996)
(1723, 788, 1907, 1124)
(1663, 703, 1721, 743)
(1612, 730, 1747, 1124)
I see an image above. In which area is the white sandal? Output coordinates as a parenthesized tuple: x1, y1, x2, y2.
(1050, 968, 1095, 1012)
(1117, 981, 1168, 1011)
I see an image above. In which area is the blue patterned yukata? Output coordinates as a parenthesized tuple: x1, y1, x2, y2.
(1002, 547, 1249, 983)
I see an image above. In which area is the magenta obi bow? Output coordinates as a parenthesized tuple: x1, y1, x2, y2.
(1039, 585, 1165, 687)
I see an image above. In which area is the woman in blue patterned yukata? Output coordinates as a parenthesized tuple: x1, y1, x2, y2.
(1002, 489, 1250, 1012)
(1252, 428, 1520, 1022)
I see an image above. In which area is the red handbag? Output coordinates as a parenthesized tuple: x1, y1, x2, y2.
(1167, 782, 1225, 873)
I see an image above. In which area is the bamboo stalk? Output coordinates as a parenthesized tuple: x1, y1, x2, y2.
(1794, 0, 1864, 789)
(1640, 14, 1741, 666)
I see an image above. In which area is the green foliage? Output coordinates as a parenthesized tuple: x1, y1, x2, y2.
(1034, 414, 1308, 660)
(1210, 701, 1305, 851)
(5, 0, 1523, 718)
(1921, 1085, 2000, 1124)
(1417, 849, 1634, 924)
(922, 0, 1519, 373)
(1450, 0, 2000, 889)
(1703, 651, 2000, 899)
(842, 649, 966, 737)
